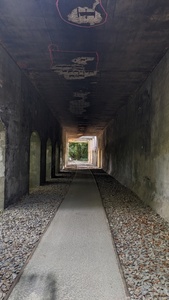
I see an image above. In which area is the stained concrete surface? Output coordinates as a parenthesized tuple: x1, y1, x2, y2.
(102, 50, 169, 222)
(0, 44, 61, 207)
(0, 122, 5, 210)
(8, 170, 127, 300)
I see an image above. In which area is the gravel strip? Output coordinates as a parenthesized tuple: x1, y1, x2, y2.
(0, 172, 74, 300)
(92, 169, 169, 300)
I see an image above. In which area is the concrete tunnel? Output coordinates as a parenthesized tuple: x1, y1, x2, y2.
(1, 1, 169, 298)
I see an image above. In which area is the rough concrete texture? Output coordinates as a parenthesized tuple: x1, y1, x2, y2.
(102, 49, 169, 222)
(29, 132, 41, 189)
(8, 170, 128, 300)
(0, 45, 61, 207)
(0, 121, 5, 210)
(46, 139, 52, 181)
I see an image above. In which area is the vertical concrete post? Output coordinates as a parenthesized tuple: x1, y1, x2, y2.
(59, 144, 63, 170)
(97, 149, 100, 168)
(88, 140, 92, 164)
(97, 148, 102, 168)
(55, 143, 60, 174)
(46, 138, 52, 181)
(65, 139, 69, 167)
(88, 136, 98, 167)
(62, 130, 67, 169)
(40, 139, 46, 185)
(51, 143, 56, 178)
(0, 121, 5, 211)
(100, 149, 103, 168)
(98, 134, 103, 168)
(29, 132, 41, 190)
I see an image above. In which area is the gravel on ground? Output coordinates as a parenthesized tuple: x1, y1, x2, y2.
(92, 169, 169, 300)
(0, 172, 74, 300)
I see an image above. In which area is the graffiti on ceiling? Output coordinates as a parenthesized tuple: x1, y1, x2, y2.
(70, 92, 90, 115)
(49, 45, 99, 80)
(56, 0, 108, 27)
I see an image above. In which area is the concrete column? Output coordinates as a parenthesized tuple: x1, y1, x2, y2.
(46, 139, 52, 181)
(88, 140, 92, 164)
(55, 143, 60, 174)
(51, 143, 56, 178)
(97, 149, 100, 168)
(29, 132, 41, 189)
(0, 121, 5, 211)
(40, 140, 46, 185)
(62, 130, 67, 169)
(88, 136, 98, 167)
(60, 144, 63, 170)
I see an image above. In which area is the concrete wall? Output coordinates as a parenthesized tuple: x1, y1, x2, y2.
(102, 50, 169, 222)
(0, 45, 61, 207)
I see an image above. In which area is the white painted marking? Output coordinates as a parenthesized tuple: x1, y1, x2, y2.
(67, 0, 102, 25)
(52, 64, 97, 80)
(72, 57, 94, 65)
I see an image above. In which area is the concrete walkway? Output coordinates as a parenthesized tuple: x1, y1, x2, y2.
(8, 170, 128, 300)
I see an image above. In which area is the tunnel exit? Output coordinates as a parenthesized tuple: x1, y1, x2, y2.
(63, 134, 102, 169)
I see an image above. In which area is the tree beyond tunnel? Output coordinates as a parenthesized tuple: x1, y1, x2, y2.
(69, 142, 88, 161)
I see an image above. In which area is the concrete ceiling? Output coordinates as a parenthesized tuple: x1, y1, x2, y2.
(1, 0, 169, 135)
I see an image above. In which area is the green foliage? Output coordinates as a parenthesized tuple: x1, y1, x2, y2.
(69, 142, 88, 161)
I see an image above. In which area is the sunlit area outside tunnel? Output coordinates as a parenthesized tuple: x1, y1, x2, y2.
(65, 135, 102, 169)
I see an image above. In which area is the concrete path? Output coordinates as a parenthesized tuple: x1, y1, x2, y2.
(8, 170, 128, 300)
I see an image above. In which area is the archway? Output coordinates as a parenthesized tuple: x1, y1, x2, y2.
(29, 131, 41, 190)
(0, 121, 6, 210)
(46, 138, 52, 180)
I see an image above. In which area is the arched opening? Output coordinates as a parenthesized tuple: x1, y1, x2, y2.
(0, 121, 6, 210)
(29, 131, 41, 190)
(46, 138, 52, 181)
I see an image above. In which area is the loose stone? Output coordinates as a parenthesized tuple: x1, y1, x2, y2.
(93, 169, 169, 300)
(0, 172, 73, 300)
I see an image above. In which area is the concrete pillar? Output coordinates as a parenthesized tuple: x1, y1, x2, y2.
(88, 140, 92, 164)
(60, 144, 63, 170)
(29, 132, 41, 189)
(97, 149, 100, 168)
(51, 143, 56, 178)
(65, 139, 70, 167)
(46, 138, 52, 181)
(88, 136, 98, 166)
(0, 121, 5, 211)
(62, 130, 66, 169)
(40, 139, 46, 185)
(55, 143, 60, 174)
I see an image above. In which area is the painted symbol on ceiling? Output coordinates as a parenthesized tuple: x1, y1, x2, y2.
(70, 92, 90, 115)
(49, 45, 99, 80)
(17, 61, 28, 69)
(56, 0, 108, 28)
